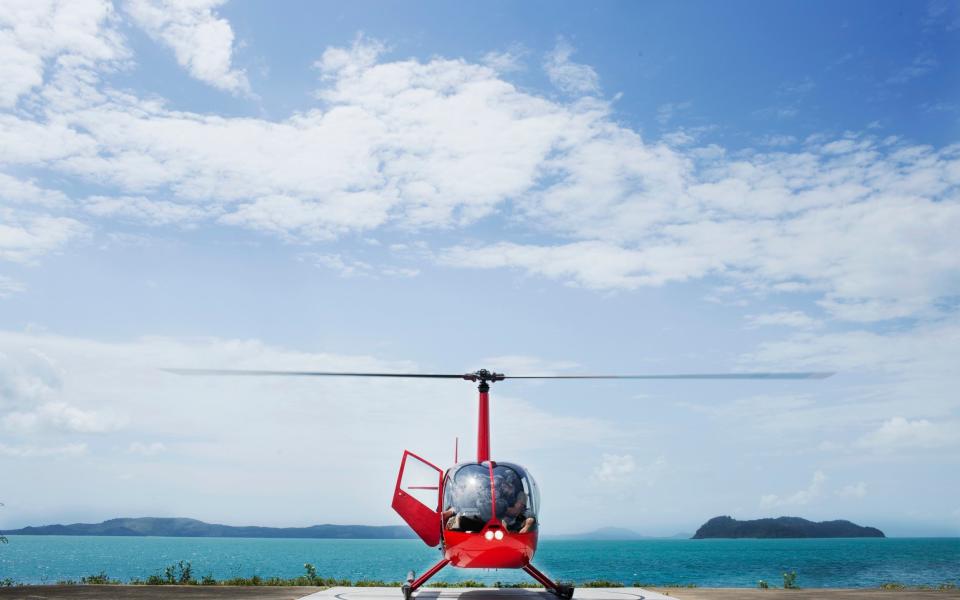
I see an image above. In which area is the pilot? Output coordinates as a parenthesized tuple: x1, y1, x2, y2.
(500, 475, 535, 533)
(443, 473, 489, 531)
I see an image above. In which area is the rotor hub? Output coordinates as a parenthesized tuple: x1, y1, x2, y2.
(462, 369, 505, 383)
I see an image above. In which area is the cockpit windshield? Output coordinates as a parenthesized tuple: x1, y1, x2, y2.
(443, 462, 538, 533)
(443, 463, 491, 531)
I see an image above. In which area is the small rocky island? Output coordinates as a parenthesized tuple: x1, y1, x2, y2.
(693, 516, 885, 538)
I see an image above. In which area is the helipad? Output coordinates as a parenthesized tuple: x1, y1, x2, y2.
(299, 588, 673, 600)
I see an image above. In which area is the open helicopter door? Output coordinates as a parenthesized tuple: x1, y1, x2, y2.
(392, 450, 443, 547)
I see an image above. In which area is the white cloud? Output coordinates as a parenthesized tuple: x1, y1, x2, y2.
(128, 441, 166, 456)
(757, 134, 798, 147)
(299, 252, 418, 279)
(591, 453, 666, 486)
(0, 24, 956, 325)
(0, 0, 127, 108)
(3, 401, 125, 433)
(746, 316, 960, 378)
(0, 210, 87, 263)
(440, 241, 688, 290)
(712, 315, 960, 460)
(302, 252, 373, 278)
(0, 330, 619, 526)
(856, 417, 959, 451)
(761, 470, 825, 507)
(593, 453, 635, 482)
(380, 266, 419, 278)
(887, 52, 938, 85)
(482, 46, 526, 73)
(85, 195, 212, 225)
(451, 138, 960, 322)
(656, 101, 692, 126)
(746, 311, 820, 329)
(0, 275, 26, 298)
(0, 442, 87, 458)
(124, 0, 250, 94)
(836, 482, 867, 498)
(0, 173, 68, 207)
(544, 38, 600, 95)
(479, 355, 579, 376)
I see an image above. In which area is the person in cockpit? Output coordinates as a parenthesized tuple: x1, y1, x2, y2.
(500, 474, 535, 533)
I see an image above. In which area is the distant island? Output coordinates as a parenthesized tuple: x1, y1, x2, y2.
(4, 515, 885, 540)
(692, 516, 885, 539)
(2, 518, 694, 540)
(1, 517, 415, 539)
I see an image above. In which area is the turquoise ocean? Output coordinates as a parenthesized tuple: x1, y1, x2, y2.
(1, 536, 958, 588)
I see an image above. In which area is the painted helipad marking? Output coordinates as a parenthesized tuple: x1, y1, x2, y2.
(297, 587, 673, 600)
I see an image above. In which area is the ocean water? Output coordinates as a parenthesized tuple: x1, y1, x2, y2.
(1, 536, 958, 588)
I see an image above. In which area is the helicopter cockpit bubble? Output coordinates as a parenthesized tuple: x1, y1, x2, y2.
(443, 462, 539, 533)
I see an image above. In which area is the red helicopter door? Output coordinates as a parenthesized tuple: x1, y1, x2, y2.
(391, 450, 443, 547)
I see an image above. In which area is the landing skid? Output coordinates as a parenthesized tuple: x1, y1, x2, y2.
(523, 563, 574, 599)
(400, 560, 573, 600)
(402, 558, 450, 600)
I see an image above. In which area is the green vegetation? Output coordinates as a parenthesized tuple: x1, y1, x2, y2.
(783, 571, 799, 589)
(581, 580, 624, 588)
(2, 562, 701, 589)
(879, 581, 958, 590)
(5, 569, 960, 591)
(694, 516, 884, 539)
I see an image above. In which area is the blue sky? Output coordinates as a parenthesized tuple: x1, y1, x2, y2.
(0, 0, 958, 537)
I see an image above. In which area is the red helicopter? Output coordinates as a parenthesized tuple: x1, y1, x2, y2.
(170, 367, 831, 598)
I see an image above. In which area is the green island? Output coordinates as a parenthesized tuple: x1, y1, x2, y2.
(692, 516, 885, 539)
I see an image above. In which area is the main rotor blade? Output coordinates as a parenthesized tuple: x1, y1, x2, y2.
(163, 368, 467, 378)
(506, 372, 833, 380)
(164, 368, 833, 380)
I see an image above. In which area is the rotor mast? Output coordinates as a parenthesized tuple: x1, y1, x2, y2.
(462, 369, 503, 463)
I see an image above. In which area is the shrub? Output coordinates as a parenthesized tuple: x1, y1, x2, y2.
(80, 571, 115, 584)
(783, 571, 798, 589)
(880, 582, 906, 590)
(162, 560, 194, 584)
(583, 580, 624, 588)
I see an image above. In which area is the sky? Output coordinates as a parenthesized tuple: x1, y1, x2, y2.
(0, 0, 958, 537)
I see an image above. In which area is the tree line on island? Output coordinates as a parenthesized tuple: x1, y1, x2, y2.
(692, 516, 885, 538)
(1, 515, 884, 539)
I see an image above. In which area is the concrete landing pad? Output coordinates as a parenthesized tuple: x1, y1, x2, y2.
(299, 588, 673, 600)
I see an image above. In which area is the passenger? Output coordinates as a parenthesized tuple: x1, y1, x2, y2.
(500, 475, 535, 533)
(442, 506, 457, 530)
